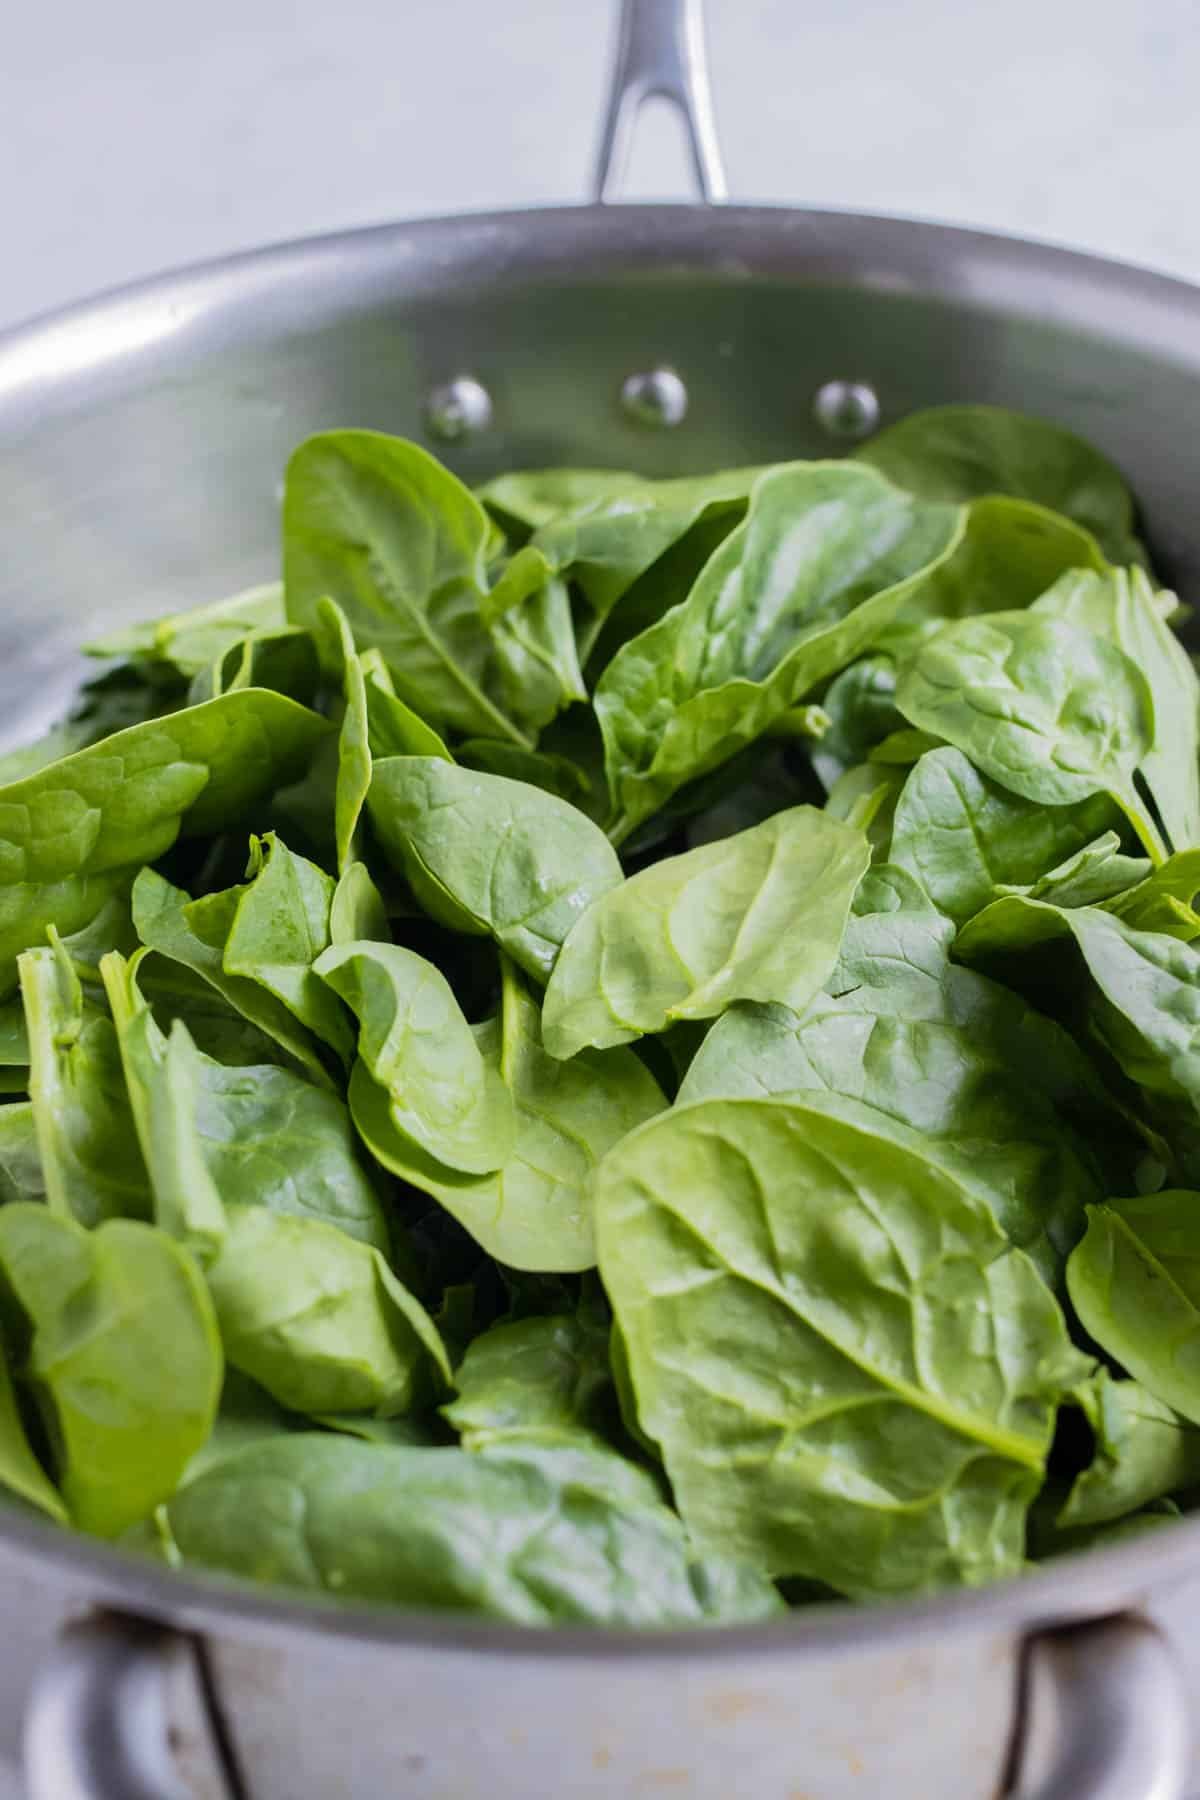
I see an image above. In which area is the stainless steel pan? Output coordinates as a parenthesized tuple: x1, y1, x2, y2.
(2, 3, 1200, 1794)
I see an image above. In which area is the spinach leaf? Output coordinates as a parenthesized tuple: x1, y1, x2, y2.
(895, 612, 1164, 860)
(0, 1104, 45, 1205)
(223, 835, 354, 1063)
(102, 951, 388, 1257)
(1067, 1193, 1200, 1425)
(1105, 850, 1200, 940)
(678, 997, 1103, 1285)
(315, 940, 515, 1175)
(871, 495, 1107, 662)
(367, 757, 623, 982)
(187, 626, 319, 710)
(1058, 1371, 1200, 1529)
(1032, 566, 1200, 854)
(442, 1310, 616, 1449)
(359, 652, 453, 761)
(0, 1204, 221, 1535)
(595, 464, 962, 843)
(889, 747, 1122, 924)
(0, 1346, 66, 1522)
(87, 582, 287, 678)
(542, 807, 869, 1059)
(330, 862, 390, 947)
(283, 431, 581, 745)
(350, 958, 664, 1272)
(810, 656, 902, 792)
(0, 689, 330, 994)
(131, 870, 333, 1088)
(157, 1432, 776, 1625)
(101, 955, 227, 1262)
(517, 469, 759, 660)
(958, 901, 1200, 1123)
(456, 740, 593, 806)
(205, 1205, 449, 1419)
(595, 1095, 1088, 1596)
(19, 944, 150, 1227)
(855, 404, 1144, 565)
(1001, 833, 1150, 911)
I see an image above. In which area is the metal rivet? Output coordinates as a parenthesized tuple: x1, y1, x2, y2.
(813, 379, 881, 441)
(621, 367, 688, 429)
(424, 376, 493, 443)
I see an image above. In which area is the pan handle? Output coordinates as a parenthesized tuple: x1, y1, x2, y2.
(591, 0, 726, 204)
(1008, 1614, 1189, 1800)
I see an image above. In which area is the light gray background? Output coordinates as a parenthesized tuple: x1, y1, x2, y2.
(4, 0, 1200, 334)
(0, 0, 1198, 1792)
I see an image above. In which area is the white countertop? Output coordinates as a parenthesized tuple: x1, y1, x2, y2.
(1, 2, 1199, 1794)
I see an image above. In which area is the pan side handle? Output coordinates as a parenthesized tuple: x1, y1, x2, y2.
(1008, 1613, 1189, 1800)
(591, 0, 727, 204)
(23, 1613, 239, 1800)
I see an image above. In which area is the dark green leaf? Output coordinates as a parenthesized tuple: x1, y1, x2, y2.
(855, 405, 1143, 565)
(595, 464, 962, 842)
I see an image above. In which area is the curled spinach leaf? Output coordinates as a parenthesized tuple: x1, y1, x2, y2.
(1067, 1193, 1200, 1426)
(542, 807, 869, 1059)
(595, 463, 962, 843)
(0, 1204, 222, 1536)
(351, 958, 663, 1272)
(19, 943, 149, 1228)
(315, 940, 515, 1175)
(0, 689, 330, 994)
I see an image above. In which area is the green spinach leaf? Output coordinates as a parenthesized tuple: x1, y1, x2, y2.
(368, 757, 623, 982)
(0, 1205, 221, 1535)
(0, 689, 330, 994)
(157, 1432, 776, 1625)
(856, 404, 1144, 565)
(1067, 1193, 1200, 1425)
(895, 612, 1164, 860)
(205, 1205, 449, 1419)
(1059, 1370, 1200, 1529)
(1032, 566, 1200, 854)
(19, 944, 149, 1227)
(595, 463, 962, 843)
(543, 807, 869, 1059)
(595, 1094, 1088, 1596)
(350, 958, 664, 1272)
(315, 940, 515, 1175)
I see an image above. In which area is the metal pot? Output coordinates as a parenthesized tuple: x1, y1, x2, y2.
(2, 2, 1200, 1794)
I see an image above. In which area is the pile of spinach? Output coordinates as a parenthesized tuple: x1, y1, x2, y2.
(0, 404, 1196, 1624)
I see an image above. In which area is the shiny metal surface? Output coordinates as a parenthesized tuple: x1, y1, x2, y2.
(423, 373, 494, 444)
(592, 0, 726, 202)
(1012, 1616, 1189, 1800)
(812, 377, 883, 441)
(619, 363, 689, 427)
(24, 1616, 231, 1800)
